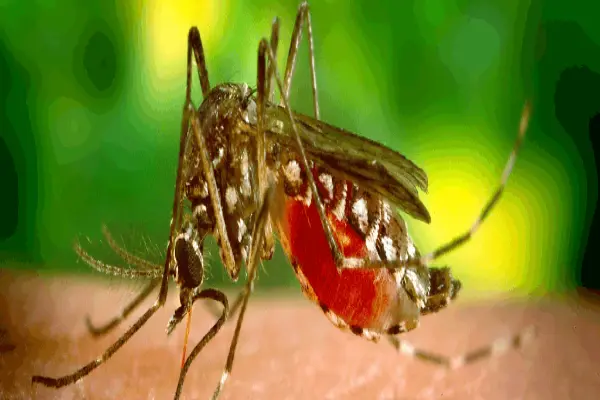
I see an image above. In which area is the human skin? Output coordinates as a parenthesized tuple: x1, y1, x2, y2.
(1, 270, 599, 400)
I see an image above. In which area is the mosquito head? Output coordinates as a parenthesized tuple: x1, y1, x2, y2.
(174, 225, 204, 291)
(167, 224, 205, 337)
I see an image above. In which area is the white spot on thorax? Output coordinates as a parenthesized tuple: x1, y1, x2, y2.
(213, 147, 224, 167)
(237, 219, 247, 242)
(225, 186, 238, 212)
(193, 204, 207, 219)
(240, 150, 252, 197)
(272, 119, 284, 133)
(242, 97, 257, 124)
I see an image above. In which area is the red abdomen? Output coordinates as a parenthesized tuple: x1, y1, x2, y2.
(274, 164, 420, 336)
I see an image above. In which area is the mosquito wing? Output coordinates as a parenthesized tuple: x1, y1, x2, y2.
(264, 105, 431, 223)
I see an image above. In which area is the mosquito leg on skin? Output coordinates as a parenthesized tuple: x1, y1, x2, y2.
(385, 267, 534, 366)
(32, 105, 187, 389)
(86, 279, 160, 337)
(208, 45, 278, 399)
(31, 26, 212, 389)
(388, 325, 536, 369)
(282, 1, 320, 119)
(171, 289, 229, 400)
(211, 185, 276, 400)
(31, 282, 165, 387)
(73, 234, 162, 336)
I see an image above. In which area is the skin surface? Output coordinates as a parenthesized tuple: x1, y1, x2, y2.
(1, 269, 599, 400)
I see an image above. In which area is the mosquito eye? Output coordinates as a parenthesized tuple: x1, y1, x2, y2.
(174, 236, 203, 289)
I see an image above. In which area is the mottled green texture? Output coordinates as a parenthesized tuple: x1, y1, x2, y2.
(0, 0, 597, 292)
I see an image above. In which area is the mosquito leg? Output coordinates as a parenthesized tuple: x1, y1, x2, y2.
(73, 233, 163, 336)
(276, 3, 530, 274)
(328, 101, 532, 273)
(85, 279, 160, 337)
(412, 102, 531, 269)
(282, 1, 320, 119)
(205, 36, 289, 396)
(31, 292, 164, 387)
(185, 28, 241, 281)
(204, 288, 245, 322)
(171, 288, 229, 400)
(279, 3, 530, 275)
(207, 39, 279, 399)
(74, 239, 160, 280)
(261, 38, 353, 271)
(268, 4, 532, 279)
(387, 325, 536, 369)
(81, 225, 165, 336)
(198, 20, 277, 310)
(386, 266, 534, 365)
(31, 26, 213, 389)
(101, 225, 163, 272)
(211, 185, 276, 400)
(260, 17, 280, 261)
(32, 107, 188, 386)
(265, 17, 279, 103)
(187, 26, 211, 98)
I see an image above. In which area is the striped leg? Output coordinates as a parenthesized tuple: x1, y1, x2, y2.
(414, 102, 532, 268)
(388, 325, 536, 369)
(281, 1, 320, 119)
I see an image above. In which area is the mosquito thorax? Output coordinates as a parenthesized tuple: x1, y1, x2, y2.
(185, 82, 262, 279)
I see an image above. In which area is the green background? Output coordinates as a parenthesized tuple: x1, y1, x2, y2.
(1, 0, 598, 297)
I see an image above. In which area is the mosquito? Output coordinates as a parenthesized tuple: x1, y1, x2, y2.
(32, 2, 534, 399)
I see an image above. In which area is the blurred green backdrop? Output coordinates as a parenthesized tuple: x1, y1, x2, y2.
(1, 0, 598, 297)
